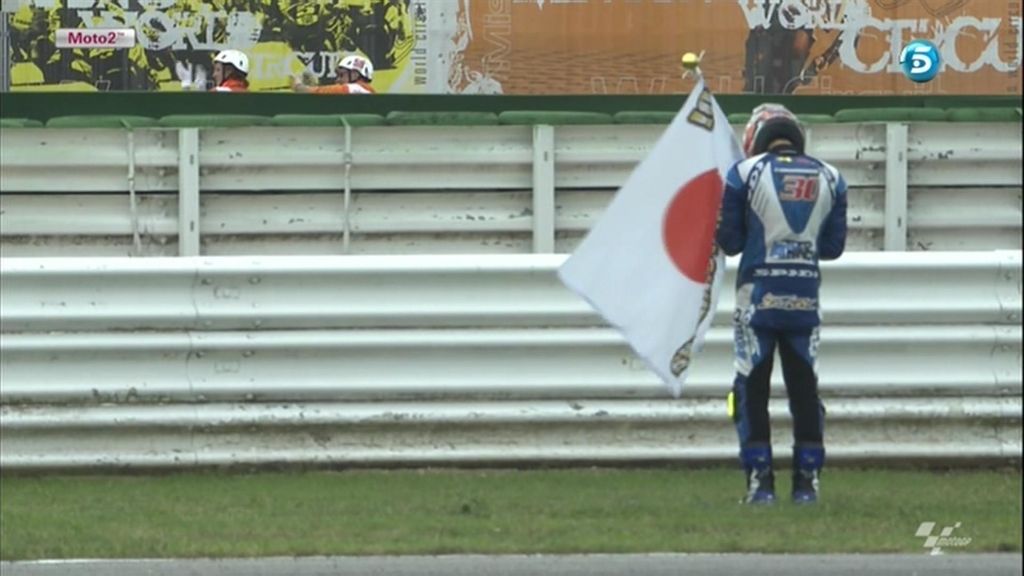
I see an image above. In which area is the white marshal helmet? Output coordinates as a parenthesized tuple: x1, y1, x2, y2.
(213, 49, 250, 76)
(337, 54, 374, 82)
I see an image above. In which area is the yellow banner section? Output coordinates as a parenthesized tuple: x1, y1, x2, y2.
(10, 0, 419, 93)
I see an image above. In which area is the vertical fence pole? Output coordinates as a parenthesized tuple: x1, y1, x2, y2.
(532, 124, 555, 253)
(127, 130, 142, 255)
(342, 119, 352, 254)
(884, 123, 909, 251)
(177, 128, 201, 256)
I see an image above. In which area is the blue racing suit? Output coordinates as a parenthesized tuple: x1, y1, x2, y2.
(715, 145, 847, 482)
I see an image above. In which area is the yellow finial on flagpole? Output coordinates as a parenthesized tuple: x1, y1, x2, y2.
(681, 50, 705, 80)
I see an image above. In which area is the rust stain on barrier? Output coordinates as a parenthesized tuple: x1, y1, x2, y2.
(855, 145, 884, 161)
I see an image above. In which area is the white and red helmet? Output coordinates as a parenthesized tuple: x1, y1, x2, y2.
(337, 54, 374, 82)
(742, 103, 805, 157)
(213, 49, 250, 76)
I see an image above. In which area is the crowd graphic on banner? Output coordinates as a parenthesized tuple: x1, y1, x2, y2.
(6, 0, 1023, 94)
(9, 0, 415, 91)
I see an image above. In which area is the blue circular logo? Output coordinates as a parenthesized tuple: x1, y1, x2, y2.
(900, 40, 941, 83)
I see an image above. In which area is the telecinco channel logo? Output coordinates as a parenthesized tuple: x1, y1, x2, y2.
(915, 522, 973, 555)
(899, 39, 941, 83)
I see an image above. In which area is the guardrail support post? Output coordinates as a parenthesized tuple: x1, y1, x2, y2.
(177, 128, 200, 256)
(884, 123, 908, 251)
(342, 120, 353, 254)
(126, 130, 142, 256)
(532, 124, 555, 253)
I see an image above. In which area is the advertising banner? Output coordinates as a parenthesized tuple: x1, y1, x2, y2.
(10, 0, 423, 91)
(7, 0, 1022, 94)
(451, 0, 1021, 95)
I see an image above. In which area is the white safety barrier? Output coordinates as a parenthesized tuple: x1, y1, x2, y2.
(1, 251, 1020, 470)
(2, 398, 1019, 469)
(1, 122, 1020, 257)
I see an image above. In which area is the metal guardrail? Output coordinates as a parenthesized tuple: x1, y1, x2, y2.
(1, 252, 1020, 470)
(1, 122, 1020, 257)
(2, 398, 1019, 470)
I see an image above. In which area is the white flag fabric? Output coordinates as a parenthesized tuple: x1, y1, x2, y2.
(558, 78, 744, 397)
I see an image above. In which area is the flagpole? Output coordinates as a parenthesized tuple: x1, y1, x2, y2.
(669, 50, 728, 383)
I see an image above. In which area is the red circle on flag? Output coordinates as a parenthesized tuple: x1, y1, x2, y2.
(663, 169, 724, 284)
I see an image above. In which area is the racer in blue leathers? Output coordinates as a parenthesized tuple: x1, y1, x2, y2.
(716, 104, 848, 505)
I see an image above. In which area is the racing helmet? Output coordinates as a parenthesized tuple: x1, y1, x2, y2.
(742, 103, 805, 157)
(337, 54, 374, 82)
(213, 49, 250, 76)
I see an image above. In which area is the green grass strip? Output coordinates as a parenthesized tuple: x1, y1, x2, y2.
(1, 468, 1020, 559)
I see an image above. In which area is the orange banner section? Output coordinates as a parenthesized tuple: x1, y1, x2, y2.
(456, 0, 1022, 95)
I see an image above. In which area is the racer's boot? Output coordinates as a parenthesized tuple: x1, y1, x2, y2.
(741, 445, 776, 505)
(792, 444, 824, 504)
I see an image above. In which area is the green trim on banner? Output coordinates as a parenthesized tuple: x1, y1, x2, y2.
(2, 93, 1021, 123)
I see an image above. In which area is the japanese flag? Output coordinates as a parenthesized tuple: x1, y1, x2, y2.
(558, 79, 744, 397)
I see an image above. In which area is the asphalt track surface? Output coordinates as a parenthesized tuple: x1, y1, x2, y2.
(2, 554, 1022, 576)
